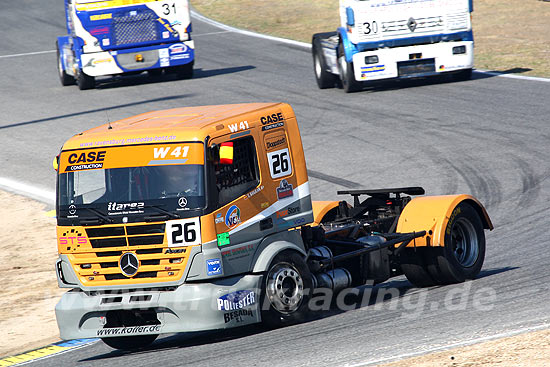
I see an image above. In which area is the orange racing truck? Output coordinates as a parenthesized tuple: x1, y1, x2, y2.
(53, 103, 493, 350)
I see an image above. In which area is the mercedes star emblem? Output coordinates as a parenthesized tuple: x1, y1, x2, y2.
(119, 252, 139, 277)
(68, 204, 77, 215)
(178, 197, 188, 208)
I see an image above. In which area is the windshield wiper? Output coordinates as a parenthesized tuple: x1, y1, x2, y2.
(143, 205, 180, 221)
(78, 207, 114, 224)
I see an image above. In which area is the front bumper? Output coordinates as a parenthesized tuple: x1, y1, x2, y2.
(55, 274, 262, 340)
(81, 40, 194, 77)
(352, 41, 473, 81)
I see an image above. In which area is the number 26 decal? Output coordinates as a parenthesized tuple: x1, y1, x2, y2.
(166, 217, 201, 247)
(267, 148, 292, 179)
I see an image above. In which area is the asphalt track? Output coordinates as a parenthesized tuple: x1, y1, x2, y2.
(1, 1, 550, 366)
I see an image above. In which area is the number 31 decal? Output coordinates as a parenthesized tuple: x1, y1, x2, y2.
(267, 148, 292, 179)
(166, 217, 201, 247)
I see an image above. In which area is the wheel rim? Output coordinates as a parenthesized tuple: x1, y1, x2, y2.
(450, 217, 479, 267)
(314, 55, 322, 79)
(266, 263, 304, 314)
(57, 51, 64, 78)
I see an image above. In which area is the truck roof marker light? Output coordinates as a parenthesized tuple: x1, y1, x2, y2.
(346, 7, 355, 26)
(219, 142, 234, 165)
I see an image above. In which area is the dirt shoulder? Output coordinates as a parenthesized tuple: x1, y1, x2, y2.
(0, 189, 549, 364)
(0, 190, 64, 357)
(382, 328, 550, 367)
(191, 0, 550, 77)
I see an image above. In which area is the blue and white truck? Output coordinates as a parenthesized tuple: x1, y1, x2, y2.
(57, 0, 195, 90)
(312, 0, 474, 92)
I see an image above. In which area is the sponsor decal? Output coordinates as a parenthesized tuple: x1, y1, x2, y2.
(217, 290, 256, 311)
(276, 179, 293, 200)
(261, 112, 285, 131)
(361, 64, 386, 73)
(66, 151, 106, 171)
(59, 229, 87, 246)
(102, 39, 110, 46)
(90, 26, 109, 35)
(68, 204, 77, 215)
(276, 205, 300, 219)
(224, 309, 253, 323)
(97, 325, 161, 336)
(169, 43, 188, 54)
(90, 13, 112, 21)
(107, 201, 145, 215)
(178, 197, 187, 208)
(170, 54, 190, 61)
(221, 244, 254, 260)
(119, 252, 139, 277)
(245, 185, 264, 199)
(261, 201, 270, 209)
(165, 248, 185, 254)
(206, 258, 222, 276)
(265, 132, 287, 151)
(294, 217, 306, 225)
(446, 207, 462, 235)
(225, 205, 241, 228)
(215, 213, 224, 224)
(217, 232, 230, 247)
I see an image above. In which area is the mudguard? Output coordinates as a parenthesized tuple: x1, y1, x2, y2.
(251, 231, 307, 273)
(311, 201, 340, 226)
(396, 195, 493, 248)
(337, 27, 358, 63)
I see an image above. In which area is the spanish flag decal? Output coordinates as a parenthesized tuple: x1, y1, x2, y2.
(220, 142, 234, 165)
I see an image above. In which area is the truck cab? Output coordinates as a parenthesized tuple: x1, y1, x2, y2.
(313, 0, 475, 92)
(57, 0, 195, 90)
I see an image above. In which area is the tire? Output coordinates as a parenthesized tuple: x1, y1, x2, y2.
(338, 43, 362, 93)
(101, 334, 158, 350)
(148, 68, 163, 78)
(427, 202, 485, 284)
(400, 248, 438, 287)
(56, 41, 75, 86)
(77, 69, 95, 90)
(175, 61, 194, 79)
(261, 250, 313, 328)
(312, 38, 336, 89)
(452, 68, 473, 82)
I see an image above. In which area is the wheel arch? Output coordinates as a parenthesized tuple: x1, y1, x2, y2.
(337, 27, 357, 63)
(396, 195, 493, 248)
(251, 232, 307, 273)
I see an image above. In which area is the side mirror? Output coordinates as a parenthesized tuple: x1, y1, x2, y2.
(53, 155, 59, 171)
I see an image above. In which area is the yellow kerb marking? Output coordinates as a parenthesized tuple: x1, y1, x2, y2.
(0, 345, 71, 366)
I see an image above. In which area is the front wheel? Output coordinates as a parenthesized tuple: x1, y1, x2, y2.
(56, 41, 74, 86)
(101, 334, 158, 350)
(175, 61, 194, 79)
(452, 68, 473, 82)
(77, 69, 95, 90)
(261, 251, 313, 328)
(338, 44, 362, 93)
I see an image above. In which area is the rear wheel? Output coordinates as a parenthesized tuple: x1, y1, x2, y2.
(338, 43, 362, 93)
(56, 41, 74, 86)
(312, 38, 336, 89)
(101, 334, 158, 350)
(77, 69, 95, 90)
(400, 248, 438, 287)
(261, 251, 313, 328)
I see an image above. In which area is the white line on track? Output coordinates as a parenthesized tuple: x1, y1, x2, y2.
(344, 322, 550, 366)
(191, 9, 550, 84)
(0, 50, 55, 59)
(0, 177, 55, 205)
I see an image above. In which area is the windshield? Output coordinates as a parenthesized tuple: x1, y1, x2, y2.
(57, 142, 205, 223)
(58, 164, 204, 219)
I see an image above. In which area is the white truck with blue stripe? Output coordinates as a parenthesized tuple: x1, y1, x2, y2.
(57, 0, 194, 90)
(312, 0, 474, 92)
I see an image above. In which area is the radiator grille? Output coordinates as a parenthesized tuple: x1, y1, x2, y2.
(112, 10, 159, 46)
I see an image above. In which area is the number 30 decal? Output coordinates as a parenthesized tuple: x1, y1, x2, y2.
(267, 148, 292, 179)
(166, 218, 201, 247)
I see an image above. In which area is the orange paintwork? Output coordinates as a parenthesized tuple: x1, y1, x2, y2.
(57, 103, 311, 286)
(396, 195, 493, 248)
(311, 201, 340, 226)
